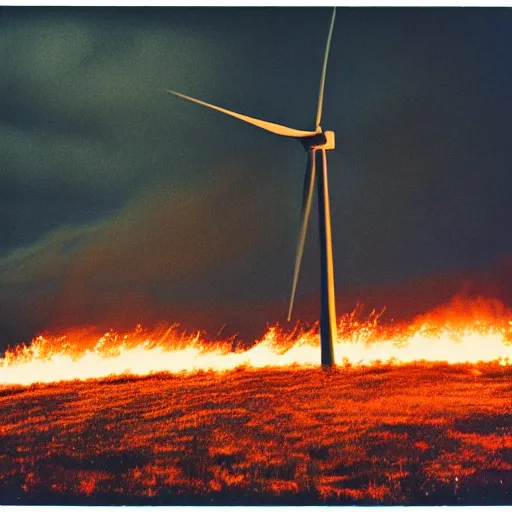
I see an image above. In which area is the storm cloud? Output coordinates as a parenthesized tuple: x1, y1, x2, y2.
(1, 7, 512, 348)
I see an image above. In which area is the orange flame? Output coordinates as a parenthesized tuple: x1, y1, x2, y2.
(1, 298, 511, 386)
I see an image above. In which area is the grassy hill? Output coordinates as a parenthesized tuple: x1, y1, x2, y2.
(1, 363, 512, 505)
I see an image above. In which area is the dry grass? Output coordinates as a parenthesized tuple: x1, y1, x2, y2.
(1, 363, 512, 504)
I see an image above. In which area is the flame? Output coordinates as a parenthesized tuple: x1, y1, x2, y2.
(1, 298, 511, 387)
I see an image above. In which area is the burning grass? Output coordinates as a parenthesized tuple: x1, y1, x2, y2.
(1, 299, 512, 386)
(1, 297, 512, 504)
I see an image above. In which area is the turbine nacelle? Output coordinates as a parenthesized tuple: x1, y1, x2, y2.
(301, 130, 335, 152)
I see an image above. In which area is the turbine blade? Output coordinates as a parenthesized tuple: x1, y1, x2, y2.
(288, 150, 317, 322)
(315, 7, 336, 130)
(167, 89, 317, 138)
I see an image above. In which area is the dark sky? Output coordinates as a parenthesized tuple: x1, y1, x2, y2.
(1, 6, 511, 348)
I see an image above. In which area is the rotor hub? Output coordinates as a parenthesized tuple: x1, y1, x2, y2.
(301, 130, 335, 151)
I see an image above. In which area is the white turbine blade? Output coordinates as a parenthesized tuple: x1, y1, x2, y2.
(288, 150, 317, 322)
(167, 89, 317, 138)
(315, 7, 336, 131)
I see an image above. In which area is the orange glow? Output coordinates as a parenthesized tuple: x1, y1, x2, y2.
(1, 314, 512, 505)
(1, 297, 511, 387)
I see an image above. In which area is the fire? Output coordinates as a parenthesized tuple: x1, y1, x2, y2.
(1, 298, 511, 387)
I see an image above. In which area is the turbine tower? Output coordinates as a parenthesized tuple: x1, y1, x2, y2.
(167, 8, 338, 366)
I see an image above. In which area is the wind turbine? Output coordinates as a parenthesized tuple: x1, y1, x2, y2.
(167, 8, 338, 367)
